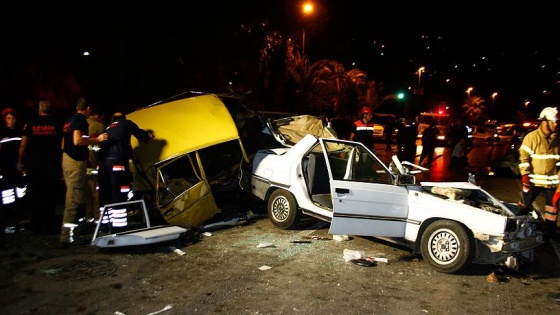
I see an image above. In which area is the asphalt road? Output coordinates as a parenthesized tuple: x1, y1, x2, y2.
(1, 140, 559, 314)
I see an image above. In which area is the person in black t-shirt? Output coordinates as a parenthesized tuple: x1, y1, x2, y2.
(60, 98, 108, 246)
(19, 100, 63, 234)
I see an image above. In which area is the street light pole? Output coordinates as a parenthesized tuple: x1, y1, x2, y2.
(491, 92, 497, 105)
(302, 2, 314, 57)
(491, 92, 498, 117)
(466, 87, 473, 99)
(416, 67, 425, 111)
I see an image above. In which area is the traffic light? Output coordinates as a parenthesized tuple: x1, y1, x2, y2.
(397, 92, 405, 100)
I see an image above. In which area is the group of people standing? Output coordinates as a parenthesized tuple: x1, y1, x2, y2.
(1, 98, 153, 246)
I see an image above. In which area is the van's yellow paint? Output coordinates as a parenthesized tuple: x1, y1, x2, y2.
(128, 94, 241, 165)
(125, 94, 247, 228)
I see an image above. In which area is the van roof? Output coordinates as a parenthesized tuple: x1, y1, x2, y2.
(127, 93, 242, 166)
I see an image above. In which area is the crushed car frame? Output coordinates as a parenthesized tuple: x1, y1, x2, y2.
(244, 133, 544, 273)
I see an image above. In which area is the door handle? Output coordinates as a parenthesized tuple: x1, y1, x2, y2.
(335, 188, 349, 194)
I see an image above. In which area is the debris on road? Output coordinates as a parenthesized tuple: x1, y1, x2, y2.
(333, 234, 350, 241)
(199, 211, 257, 232)
(344, 249, 389, 264)
(256, 242, 275, 248)
(303, 235, 330, 240)
(343, 249, 365, 262)
(350, 258, 377, 267)
(146, 304, 173, 315)
(486, 272, 501, 283)
(258, 265, 272, 271)
(169, 246, 185, 256)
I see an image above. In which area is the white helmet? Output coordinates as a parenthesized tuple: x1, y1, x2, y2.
(538, 107, 559, 121)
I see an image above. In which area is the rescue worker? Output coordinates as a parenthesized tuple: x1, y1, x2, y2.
(518, 106, 560, 240)
(97, 113, 153, 210)
(349, 106, 375, 152)
(0, 107, 25, 232)
(85, 107, 106, 223)
(396, 117, 418, 163)
(60, 98, 108, 246)
(419, 123, 437, 167)
(18, 100, 63, 235)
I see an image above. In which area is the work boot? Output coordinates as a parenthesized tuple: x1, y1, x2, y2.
(544, 220, 559, 242)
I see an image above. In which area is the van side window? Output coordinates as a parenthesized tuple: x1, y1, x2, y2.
(198, 139, 244, 189)
(157, 153, 201, 206)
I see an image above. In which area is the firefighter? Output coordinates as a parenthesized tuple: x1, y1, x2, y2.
(349, 106, 375, 152)
(518, 106, 560, 240)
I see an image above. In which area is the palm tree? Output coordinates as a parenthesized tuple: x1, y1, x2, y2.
(462, 96, 487, 124)
(260, 31, 388, 116)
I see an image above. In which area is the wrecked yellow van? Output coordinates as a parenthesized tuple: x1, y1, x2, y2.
(127, 92, 250, 229)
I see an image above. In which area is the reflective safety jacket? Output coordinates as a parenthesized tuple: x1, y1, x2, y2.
(518, 128, 560, 188)
(351, 119, 374, 150)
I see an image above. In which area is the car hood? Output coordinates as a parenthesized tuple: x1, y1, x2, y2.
(263, 114, 338, 147)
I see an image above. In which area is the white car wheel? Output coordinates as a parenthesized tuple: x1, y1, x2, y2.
(268, 189, 300, 229)
(421, 220, 473, 274)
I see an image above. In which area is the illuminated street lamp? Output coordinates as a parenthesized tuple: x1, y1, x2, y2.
(302, 2, 314, 56)
(466, 87, 473, 98)
(491, 92, 498, 105)
(416, 67, 425, 111)
(417, 67, 425, 95)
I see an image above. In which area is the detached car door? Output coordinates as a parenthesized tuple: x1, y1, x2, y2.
(320, 139, 409, 237)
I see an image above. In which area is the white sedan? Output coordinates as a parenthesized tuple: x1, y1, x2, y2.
(245, 134, 544, 274)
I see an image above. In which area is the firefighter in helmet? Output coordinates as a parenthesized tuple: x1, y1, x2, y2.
(518, 106, 560, 240)
(349, 106, 375, 151)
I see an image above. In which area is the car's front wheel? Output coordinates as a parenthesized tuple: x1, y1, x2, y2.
(267, 189, 300, 229)
(420, 220, 474, 274)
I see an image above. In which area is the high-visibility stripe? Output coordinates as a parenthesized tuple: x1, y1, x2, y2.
(527, 174, 560, 185)
(0, 137, 22, 143)
(16, 186, 26, 198)
(112, 165, 126, 171)
(544, 205, 558, 221)
(356, 126, 374, 131)
(1, 188, 15, 205)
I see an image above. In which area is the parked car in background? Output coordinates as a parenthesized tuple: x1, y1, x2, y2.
(468, 125, 497, 144)
(244, 133, 544, 274)
(371, 113, 397, 142)
(416, 112, 451, 146)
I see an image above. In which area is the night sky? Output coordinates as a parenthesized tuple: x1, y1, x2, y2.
(1, 1, 559, 120)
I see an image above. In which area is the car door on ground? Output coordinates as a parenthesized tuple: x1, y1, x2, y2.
(319, 139, 409, 237)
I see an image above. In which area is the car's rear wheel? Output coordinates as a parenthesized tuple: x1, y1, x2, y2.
(420, 220, 473, 274)
(268, 189, 300, 229)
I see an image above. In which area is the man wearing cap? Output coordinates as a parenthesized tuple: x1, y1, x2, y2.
(349, 106, 375, 151)
(518, 106, 560, 240)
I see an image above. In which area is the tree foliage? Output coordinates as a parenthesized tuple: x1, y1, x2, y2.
(462, 96, 487, 124)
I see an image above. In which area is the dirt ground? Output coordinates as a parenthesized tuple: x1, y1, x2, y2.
(1, 177, 560, 315)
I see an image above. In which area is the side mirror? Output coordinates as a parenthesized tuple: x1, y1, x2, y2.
(397, 174, 415, 185)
